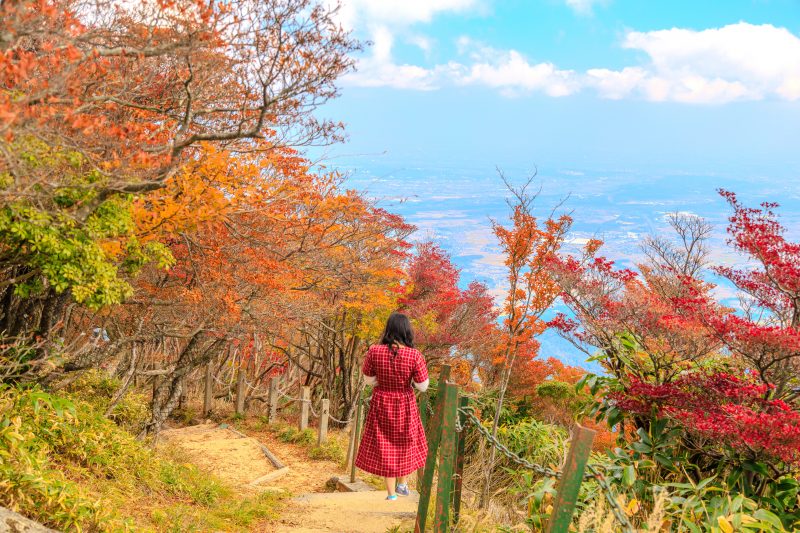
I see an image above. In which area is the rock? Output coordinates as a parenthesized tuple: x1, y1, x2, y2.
(336, 477, 376, 493)
(0, 507, 59, 533)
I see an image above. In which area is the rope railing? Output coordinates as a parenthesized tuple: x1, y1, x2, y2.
(457, 405, 563, 478)
(206, 369, 365, 444)
(412, 370, 634, 533)
(445, 403, 634, 533)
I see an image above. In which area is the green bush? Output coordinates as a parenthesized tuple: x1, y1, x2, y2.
(66, 369, 149, 431)
(271, 421, 345, 464)
(0, 384, 124, 531)
(309, 439, 345, 462)
(0, 384, 283, 531)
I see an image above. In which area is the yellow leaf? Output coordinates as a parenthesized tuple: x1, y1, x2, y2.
(626, 499, 640, 516)
(717, 516, 734, 533)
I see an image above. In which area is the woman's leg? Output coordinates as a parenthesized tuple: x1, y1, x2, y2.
(395, 474, 410, 496)
(385, 477, 396, 496)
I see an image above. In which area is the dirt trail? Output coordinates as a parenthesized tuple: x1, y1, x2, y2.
(161, 422, 418, 532)
(274, 491, 418, 533)
(160, 423, 275, 487)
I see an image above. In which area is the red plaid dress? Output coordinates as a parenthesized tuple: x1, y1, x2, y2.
(354, 344, 429, 477)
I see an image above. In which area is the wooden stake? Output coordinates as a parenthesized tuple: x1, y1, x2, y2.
(452, 396, 469, 526)
(544, 424, 596, 533)
(318, 399, 330, 445)
(417, 364, 451, 486)
(350, 398, 364, 483)
(268, 376, 279, 423)
(299, 386, 311, 431)
(345, 399, 358, 473)
(235, 366, 246, 417)
(203, 362, 213, 417)
(415, 368, 451, 533)
(432, 383, 458, 533)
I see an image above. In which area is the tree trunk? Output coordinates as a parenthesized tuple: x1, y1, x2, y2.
(139, 330, 222, 439)
(481, 347, 516, 509)
(105, 344, 139, 417)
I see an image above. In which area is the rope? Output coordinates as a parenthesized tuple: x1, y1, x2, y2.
(584, 464, 636, 532)
(459, 406, 562, 478)
(328, 413, 353, 425)
(211, 373, 358, 424)
(456, 405, 635, 533)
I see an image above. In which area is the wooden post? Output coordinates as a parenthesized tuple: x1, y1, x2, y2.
(544, 424, 596, 533)
(415, 374, 450, 533)
(349, 398, 364, 483)
(235, 366, 246, 417)
(452, 396, 469, 526)
(417, 391, 429, 487)
(345, 419, 356, 472)
(299, 386, 311, 431)
(178, 386, 188, 411)
(417, 364, 451, 486)
(203, 362, 213, 417)
(318, 399, 330, 445)
(268, 376, 279, 423)
(432, 383, 458, 533)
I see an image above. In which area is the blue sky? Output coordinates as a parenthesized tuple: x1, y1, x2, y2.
(314, 0, 800, 368)
(318, 0, 800, 169)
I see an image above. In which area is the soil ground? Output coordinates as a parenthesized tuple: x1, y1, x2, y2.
(160, 421, 418, 532)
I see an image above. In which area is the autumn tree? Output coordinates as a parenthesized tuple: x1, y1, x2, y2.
(701, 190, 800, 397)
(0, 0, 357, 363)
(481, 176, 572, 507)
(550, 193, 800, 500)
(548, 213, 721, 389)
(113, 143, 415, 434)
(399, 240, 498, 384)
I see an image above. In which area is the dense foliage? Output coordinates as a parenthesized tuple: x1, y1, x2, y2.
(3, 2, 800, 532)
(546, 193, 800, 530)
(0, 376, 283, 531)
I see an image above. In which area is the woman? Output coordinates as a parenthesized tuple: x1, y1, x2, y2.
(355, 312, 430, 500)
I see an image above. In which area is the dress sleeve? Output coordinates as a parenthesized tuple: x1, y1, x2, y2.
(412, 351, 429, 392)
(363, 346, 377, 386)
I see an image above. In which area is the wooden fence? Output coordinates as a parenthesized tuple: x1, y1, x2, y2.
(206, 362, 604, 532)
(413, 365, 598, 533)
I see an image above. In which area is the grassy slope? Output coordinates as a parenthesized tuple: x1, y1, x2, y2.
(0, 372, 284, 532)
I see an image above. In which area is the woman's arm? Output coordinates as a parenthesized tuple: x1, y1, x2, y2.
(411, 350, 430, 392)
(362, 346, 377, 386)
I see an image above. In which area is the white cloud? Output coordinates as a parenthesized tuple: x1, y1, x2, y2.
(344, 17, 800, 104)
(342, 26, 439, 90)
(408, 34, 434, 54)
(564, 0, 608, 16)
(333, 0, 481, 29)
(607, 23, 800, 103)
(336, 1, 483, 90)
(454, 46, 580, 97)
(585, 67, 647, 99)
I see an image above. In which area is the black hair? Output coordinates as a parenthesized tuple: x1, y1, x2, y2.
(379, 312, 414, 357)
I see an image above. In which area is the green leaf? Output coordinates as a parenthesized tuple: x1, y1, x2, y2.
(606, 407, 623, 429)
(741, 461, 769, 476)
(751, 509, 785, 530)
(622, 465, 636, 487)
